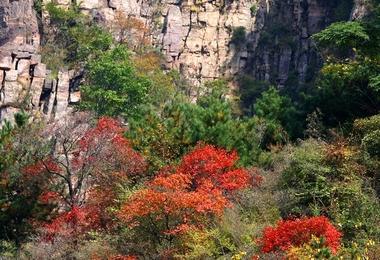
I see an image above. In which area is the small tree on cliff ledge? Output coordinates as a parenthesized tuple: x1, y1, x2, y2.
(80, 45, 151, 119)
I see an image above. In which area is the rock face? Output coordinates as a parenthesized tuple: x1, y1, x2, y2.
(0, 0, 39, 48)
(0, 0, 81, 125)
(0, 0, 370, 124)
(0, 0, 41, 124)
(43, 0, 361, 89)
(247, 0, 356, 89)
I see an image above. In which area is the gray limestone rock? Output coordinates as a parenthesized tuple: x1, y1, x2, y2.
(278, 48, 293, 83)
(3, 81, 23, 104)
(44, 78, 53, 90)
(4, 69, 18, 82)
(30, 77, 44, 107)
(69, 91, 81, 104)
(0, 51, 12, 70)
(163, 6, 183, 57)
(0, 0, 357, 123)
(17, 59, 31, 78)
(16, 52, 32, 59)
(34, 63, 46, 78)
(55, 67, 71, 118)
(0, 0, 39, 47)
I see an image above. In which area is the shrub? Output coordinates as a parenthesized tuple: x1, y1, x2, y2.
(231, 26, 246, 47)
(250, 4, 257, 16)
(256, 216, 342, 254)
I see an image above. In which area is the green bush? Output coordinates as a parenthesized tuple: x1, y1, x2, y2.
(231, 26, 246, 47)
(250, 4, 257, 16)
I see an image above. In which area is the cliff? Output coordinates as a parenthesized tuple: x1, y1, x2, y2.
(0, 0, 365, 123)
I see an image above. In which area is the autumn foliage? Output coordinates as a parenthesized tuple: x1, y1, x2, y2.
(121, 172, 230, 238)
(36, 116, 145, 241)
(179, 144, 261, 193)
(256, 216, 342, 254)
(119, 144, 260, 254)
(112, 10, 151, 49)
(40, 206, 94, 242)
(73, 117, 145, 182)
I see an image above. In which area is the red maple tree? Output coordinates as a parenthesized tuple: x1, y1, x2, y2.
(37, 115, 145, 241)
(256, 216, 342, 254)
(119, 144, 260, 256)
(120, 172, 230, 237)
(179, 144, 261, 193)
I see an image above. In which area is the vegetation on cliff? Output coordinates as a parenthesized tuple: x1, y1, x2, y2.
(3, 1, 380, 259)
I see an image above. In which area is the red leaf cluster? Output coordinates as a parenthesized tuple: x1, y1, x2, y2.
(41, 206, 92, 242)
(179, 144, 259, 193)
(19, 158, 58, 197)
(120, 144, 259, 241)
(21, 158, 60, 177)
(121, 172, 230, 235)
(39, 190, 60, 204)
(73, 117, 145, 182)
(38, 116, 146, 240)
(256, 216, 342, 254)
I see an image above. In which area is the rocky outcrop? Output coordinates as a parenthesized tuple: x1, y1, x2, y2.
(0, 0, 40, 124)
(73, 0, 257, 86)
(0, 0, 367, 124)
(0, 0, 82, 125)
(44, 0, 355, 88)
(247, 0, 354, 89)
(0, 0, 39, 48)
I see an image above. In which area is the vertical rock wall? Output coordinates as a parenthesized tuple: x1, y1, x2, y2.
(42, 0, 358, 90)
(0, 0, 82, 125)
(0, 0, 42, 124)
(0, 0, 370, 124)
(50, 0, 258, 86)
(247, 0, 354, 89)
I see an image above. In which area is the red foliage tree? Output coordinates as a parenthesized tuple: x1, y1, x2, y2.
(36, 114, 145, 241)
(256, 216, 342, 254)
(73, 117, 145, 182)
(120, 172, 230, 239)
(119, 145, 260, 256)
(178, 144, 261, 193)
(40, 206, 90, 242)
(19, 158, 59, 198)
(72, 117, 145, 226)
(0, 157, 59, 243)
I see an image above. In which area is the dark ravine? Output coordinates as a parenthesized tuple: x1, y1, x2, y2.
(0, 0, 368, 124)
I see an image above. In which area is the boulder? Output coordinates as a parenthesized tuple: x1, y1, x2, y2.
(16, 52, 31, 59)
(69, 91, 81, 104)
(44, 78, 53, 90)
(30, 77, 44, 107)
(30, 54, 41, 65)
(80, 0, 99, 9)
(2, 81, 23, 104)
(55, 67, 70, 118)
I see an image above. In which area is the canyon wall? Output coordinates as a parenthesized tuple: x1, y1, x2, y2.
(0, 0, 365, 123)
